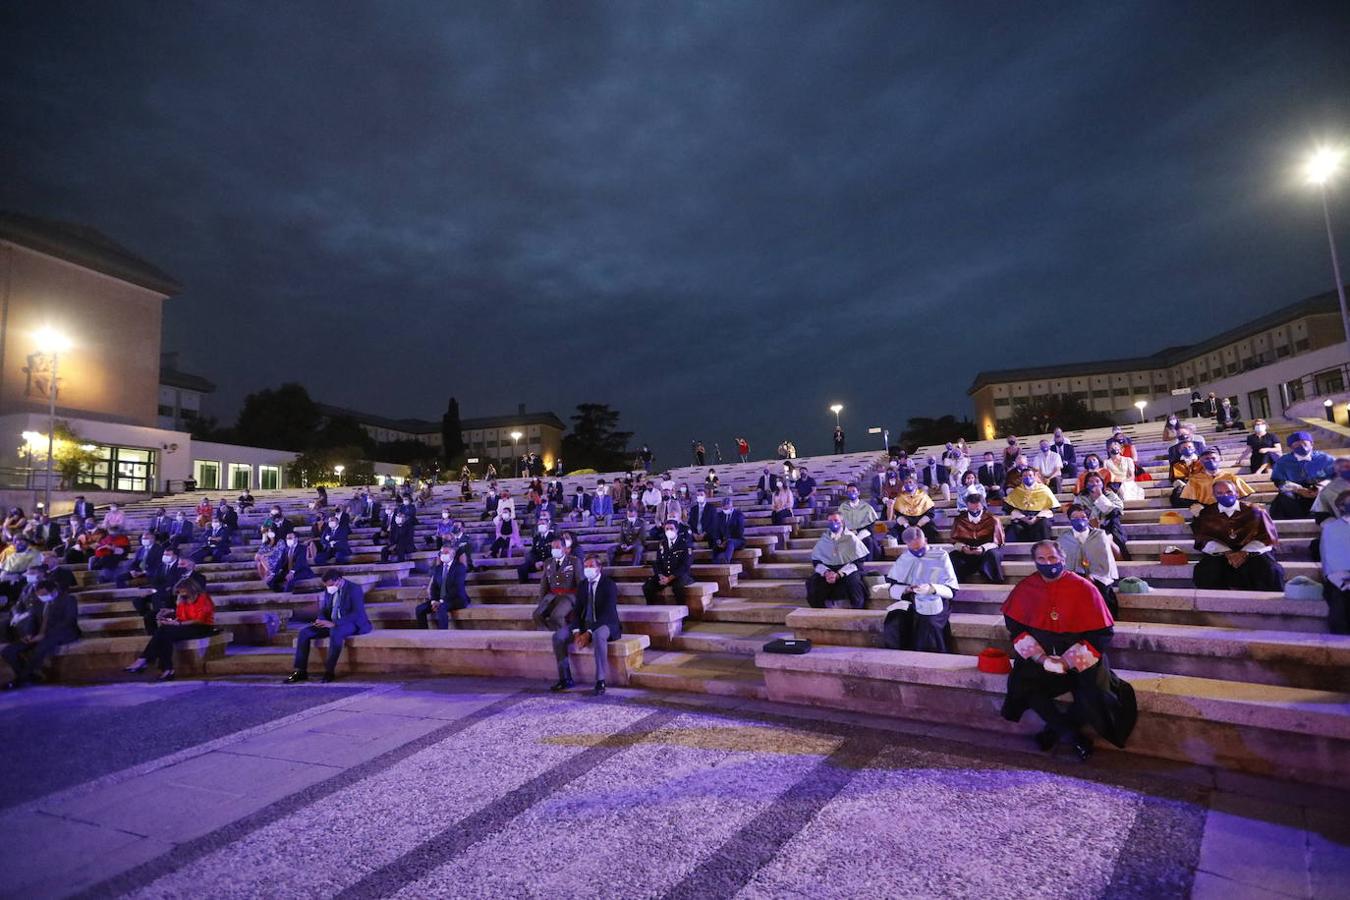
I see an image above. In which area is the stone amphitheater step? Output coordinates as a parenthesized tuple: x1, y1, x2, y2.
(213, 644, 293, 676)
(699, 599, 796, 625)
(627, 650, 768, 699)
(668, 621, 793, 656)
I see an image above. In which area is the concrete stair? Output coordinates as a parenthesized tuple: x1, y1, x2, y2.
(628, 650, 767, 699)
(668, 621, 791, 656)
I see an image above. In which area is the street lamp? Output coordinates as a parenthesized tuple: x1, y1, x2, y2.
(829, 403, 843, 427)
(1305, 146, 1350, 345)
(334, 464, 345, 485)
(510, 431, 523, 475)
(1133, 399, 1148, 423)
(1325, 398, 1336, 422)
(34, 327, 70, 512)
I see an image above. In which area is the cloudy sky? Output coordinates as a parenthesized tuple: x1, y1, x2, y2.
(2, 1, 1347, 460)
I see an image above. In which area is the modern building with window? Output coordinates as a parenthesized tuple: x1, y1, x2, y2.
(967, 288, 1350, 438)
(0, 211, 407, 508)
(460, 407, 567, 473)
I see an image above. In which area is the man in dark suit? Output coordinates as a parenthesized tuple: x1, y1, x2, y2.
(756, 466, 780, 505)
(1168, 427, 1208, 468)
(1050, 429, 1077, 477)
(191, 515, 233, 563)
(708, 497, 745, 564)
(147, 508, 172, 543)
(643, 522, 694, 604)
(2, 579, 80, 689)
(71, 496, 94, 521)
(117, 531, 164, 588)
(552, 554, 623, 694)
(216, 501, 239, 531)
(686, 489, 715, 544)
(167, 512, 194, 549)
(380, 511, 416, 563)
(287, 570, 373, 683)
(135, 547, 190, 634)
(975, 452, 1006, 501)
(417, 546, 469, 629)
(919, 456, 951, 501)
(313, 516, 351, 565)
(356, 490, 379, 526)
(271, 534, 314, 593)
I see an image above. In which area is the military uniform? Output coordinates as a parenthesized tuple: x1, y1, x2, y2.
(643, 535, 693, 604)
(517, 527, 557, 583)
(533, 553, 579, 630)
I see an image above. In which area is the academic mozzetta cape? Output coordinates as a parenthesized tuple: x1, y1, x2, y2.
(1181, 470, 1254, 505)
(885, 550, 957, 597)
(1000, 571, 1136, 748)
(948, 512, 1004, 548)
(1004, 483, 1058, 513)
(837, 500, 879, 532)
(891, 490, 934, 518)
(1191, 502, 1278, 552)
(810, 532, 871, 570)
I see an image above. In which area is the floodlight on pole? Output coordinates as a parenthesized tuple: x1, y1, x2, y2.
(1133, 399, 1148, 423)
(34, 327, 69, 512)
(1303, 146, 1350, 346)
(829, 404, 844, 427)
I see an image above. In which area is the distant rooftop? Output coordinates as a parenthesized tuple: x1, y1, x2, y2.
(158, 352, 216, 393)
(0, 211, 182, 296)
(967, 288, 1345, 394)
(316, 402, 567, 435)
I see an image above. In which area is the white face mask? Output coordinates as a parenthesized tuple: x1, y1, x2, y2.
(442, 512, 450, 519)
(550, 548, 564, 560)
(38, 594, 54, 604)
(25, 573, 38, 583)
(538, 522, 550, 532)
(584, 566, 600, 581)
(286, 538, 297, 547)
(664, 530, 677, 542)
(162, 555, 175, 565)
(395, 516, 406, 525)
(326, 584, 339, 594)
(439, 554, 453, 564)
(141, 538, 152, 547)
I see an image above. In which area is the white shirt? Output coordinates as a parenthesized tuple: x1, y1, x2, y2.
(1034, 450, 1063, 478)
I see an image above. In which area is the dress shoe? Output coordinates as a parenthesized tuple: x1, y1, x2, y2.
(550, 678, 575, 692)
(157, 669, 176, 681)
(124, 660, 148, 674)
(285, 671, 308, 684)
(321, 672, 336, 684)
(1072, 736, 1095, 761)
(591, 680, 606, 696)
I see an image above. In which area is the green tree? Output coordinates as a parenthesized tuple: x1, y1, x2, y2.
(50, 421, 101, 489)
(1001, 396, 1115, 437)
(440, 396, 465, 466)
(898, 415, 978, 452)
(561, 403, 632, 472)
(286, 445, 374, 487)
(233, 383, 322, 451)
(316, 414, 377, 456)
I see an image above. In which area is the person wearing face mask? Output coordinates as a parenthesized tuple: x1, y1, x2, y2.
(610, 510, 646, 567)
(482, 483, 501, 522)
(756, 466, 781, 506)
(591, 479, 614, 526)
(919, 455, 951, 503)
(1075, 454, 1107, 494)
(271, 532, 315, 593)
(794, 466, 817, 509)
(0, 538, 43, 604)
(125, 579, 215, 682)
(1311, 457, 1350, 523)
(517, 513, 557, 583)
(688, 489, 715, 543)
(380, 509, 416, 563)
(1071, 474, 1129, 560)
(2, 578, 79, 689)
(642, 521, 693, 605)
(1168, 440, 1203, 508)
(1167, 427, 1207, 468)
(117, 530, 165, 589)
(2, 566, 46, 641)
(709, 498, 747, 564)
(490, 507, 521, 558)
(1032, 440, 1064, 495)
(551, 554, 623, 695)
(1049, 429, 1077, 478)
(1102, 442, 1143, 502)
(1244, 419, 1282, 475)
(1162, 413, 1183, 442)
(1270, 432, 1335, 520)
(167, 511, 194, 549)
(704, 468, 720, 498)
(638, 480, 662, 514)
(355, 488, 380, 526)
(975, 452, 1006, 501)
(533, 537, 578, 631)
(1181, 448, 1254, 507)
(1058, 508, 1119, 616)
(770, 480, 796, 526)
(1318, 489, 1350, 633)
(189, 515, 233, 564)
(882, 527, 958, 652)
(1191, 478, 1285, 591)
(837, 482, 881, 561)
(889, 475, 939, 543)
(953, 472, 982, 512)
(652, 490, 684, 533)
(287, 570, 372, 683)
(948, 489, 1006, 584)
(133, 548, 189, 634)
(147, 507, 172, 544)
(418, 546, 470, 629)
(1004, 474, 1058, 543)
(312, 515, 351, 565)
(1000, 541, 1135, 760)
(806, 513, 871, 609)
(262, 507, 294, 540)
(429, 509, 455, 549)
(1215, 396, 1244, 432)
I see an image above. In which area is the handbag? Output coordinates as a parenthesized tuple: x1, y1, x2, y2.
(763, 638, 811, 654)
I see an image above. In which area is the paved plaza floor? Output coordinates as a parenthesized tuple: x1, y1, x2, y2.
(1, 676, 1346, 899)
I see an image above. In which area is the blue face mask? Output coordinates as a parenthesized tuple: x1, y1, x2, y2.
(1216, 493, 1238, 508)
(846, 492, 859, 501)
(1202, 460, 1219, 473)
(827, 521, 843, 533)
(1036, 562, 1064, 580)
(908, 547, 925, 558)
(1021, 476, 1035, 487)
(1070, 519, 1088, 532)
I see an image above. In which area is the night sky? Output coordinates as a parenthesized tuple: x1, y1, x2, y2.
(3, 2, 1348, 461)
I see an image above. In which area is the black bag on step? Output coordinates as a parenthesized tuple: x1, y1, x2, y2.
(763, 638, 812, 654)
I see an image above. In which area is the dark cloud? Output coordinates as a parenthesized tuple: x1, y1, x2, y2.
(2, 1, 1348, 460)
